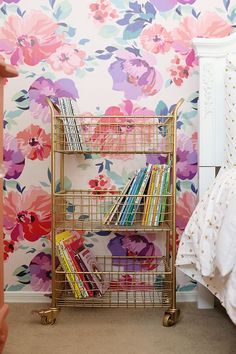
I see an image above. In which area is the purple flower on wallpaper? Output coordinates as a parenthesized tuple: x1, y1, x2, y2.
(108, 233, 162, 271)
(29, 77, 79, 123)
(177, 132, 197, 180)
(108, 49, 163, 100)
(29, 252, 52, 291)
(0, 0, 20, 3)
(150, 0, 196, 12)
(3, 132, 25, 180)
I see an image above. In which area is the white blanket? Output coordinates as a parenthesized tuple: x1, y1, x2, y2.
(176, 166, 236, 324)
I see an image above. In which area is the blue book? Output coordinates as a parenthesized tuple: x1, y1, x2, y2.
(154, 165, 170, 226)
(119, 169, 145, 226)
(115, 169, 140, 226)
(125, 168, 147, 226)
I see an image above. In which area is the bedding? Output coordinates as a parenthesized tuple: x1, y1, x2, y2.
(176, 56, 236, 324)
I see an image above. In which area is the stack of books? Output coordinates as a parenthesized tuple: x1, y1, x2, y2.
(103, 163, 171, 227)
(56, 230, 109, 298)
(58, 97, 84, 151)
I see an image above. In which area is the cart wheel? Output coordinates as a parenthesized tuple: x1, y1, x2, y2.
(163, 308, 180, 327)
(32, 307, 60, 325)
(163, 313, 174, 327)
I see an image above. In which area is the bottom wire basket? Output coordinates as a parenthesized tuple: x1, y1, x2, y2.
(55, 256, 172, 308)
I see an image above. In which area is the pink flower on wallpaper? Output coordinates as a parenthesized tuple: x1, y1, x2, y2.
(89, 0, 118, 23)
(16, 124, 51, 161)
(172, 12, 232, 56)
(150, 0, 196, 12)
(29, 76, 78, 123)
(140, 24, 173, 54)
(108, 49, 163, 100)
(3, 132, 25, 180)
(168, 55, 190, 86)
(177, 132, 197, 180)
(88, 100, 155, 160)
(47, 43, 86, 75)
(176, 191, 197, 230)
(3, 187, 51, 242)
(0, 11, 62, 66)
(89, 174, 117, 196)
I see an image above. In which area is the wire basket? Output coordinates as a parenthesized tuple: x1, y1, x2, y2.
(55, 256, 172, 308)
(54, 190, 173, 232)
(53, 115, 175, 154)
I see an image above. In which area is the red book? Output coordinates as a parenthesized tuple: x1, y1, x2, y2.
(62, 235, 93, 297)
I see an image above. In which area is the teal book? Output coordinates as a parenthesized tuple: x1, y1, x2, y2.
(115, 169, 140, 226)
(127, 164, 152, 226)
(120, 168, 145, 226)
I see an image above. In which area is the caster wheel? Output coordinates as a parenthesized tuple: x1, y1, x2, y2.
(163, 313, 174, 327)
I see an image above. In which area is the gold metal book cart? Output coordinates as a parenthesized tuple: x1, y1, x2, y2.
(37, 98, 184, 327)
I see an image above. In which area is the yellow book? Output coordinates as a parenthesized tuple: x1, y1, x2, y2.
(142, 165, 157, 225)
(151, 165, 165, 226)
(56, 231, 82, 299)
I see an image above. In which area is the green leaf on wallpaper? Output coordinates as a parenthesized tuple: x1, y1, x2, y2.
(99, 25, 119, 38)
(40, 181, 50, 188)
(177, 283, 197, 292)
(19, 245, 29, 250)
(5, 110, 23, 119)
(12, 89, 29, 110)
(53, 1, 72, 20)
(5, 180, 17, 189)
(13, 265, 29, 277)
(110, 0, 129, 9)
(64, 176, 72, 190)
(107, 170, 124, 186)
(7, 284, 26, 291)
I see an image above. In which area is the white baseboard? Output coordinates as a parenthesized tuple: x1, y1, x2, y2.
(4, 291, 197, 304)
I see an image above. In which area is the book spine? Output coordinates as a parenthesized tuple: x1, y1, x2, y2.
(150, 165, 165, 226)
(69, 99, 83, 151)
(59, 98, 73, 151)
(159, 165, 171, 224)
(146, 166, 159, 226)
(64, 243, 89, 297)
(128, 164, 153, 226)
(64, 98, 79, 151)
(115, 169, 140, 226)
(103, 177, 134, 225)
(120, 169, 144, 226)
(56, 244, 82, 299)
(74, 254, 99, 296)
(142, 165, 157, 226)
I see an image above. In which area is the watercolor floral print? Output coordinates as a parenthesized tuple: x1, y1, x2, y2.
(0, 0, 234, 292)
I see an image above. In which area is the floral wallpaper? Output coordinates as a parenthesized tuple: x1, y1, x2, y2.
(0, 0, 234, 293)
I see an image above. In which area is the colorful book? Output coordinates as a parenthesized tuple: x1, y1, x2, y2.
(56, 231, 82, 299)
(142, 165, 158, 226)
(150, 165, 165, 226)
(157, 164, 171, 225)
(62, 235, 90, 298)
(126, 165, 152, 226)
(120, 168, 146, 226)
(115, 169, 140, 226)
(77, 248, 109, 295)
(103, 176, 134, 225)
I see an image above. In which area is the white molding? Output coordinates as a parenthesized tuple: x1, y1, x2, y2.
(4, 291, 197, 304)
(192, 32, 236, 57)
(4, 291, 51, 303)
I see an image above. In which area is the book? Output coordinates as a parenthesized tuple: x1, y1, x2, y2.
(150, 165, 165, 226)
(77, 248, 109, 295)
(69, 99, 84, 151)
(127, 164, 153, 226)
(120, 168, 146, 226)
(103, 176, 134, 225)
(115, 169, 140, 226)
(56, 231, 82, 299)
(62, 235, 90, 298)
(142, 165, 158, 226)
(156, 164, 171, 225)
(58, 97, 81, 151)
(124, 168, 147, 226)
